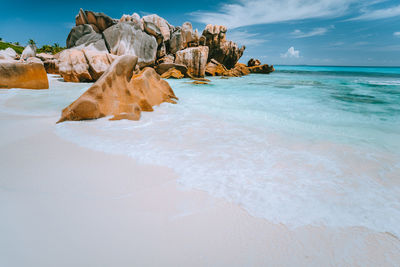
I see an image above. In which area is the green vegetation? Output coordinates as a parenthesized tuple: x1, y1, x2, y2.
(0, 41, 24, 54)
(0, 39, 65, 55)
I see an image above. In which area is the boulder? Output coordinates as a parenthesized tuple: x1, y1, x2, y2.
(205, 59, 227, 76)
(58, 49, 92, 82)
(169, 22, 199, 54)
(156, 54, 174, 65)
(83, 48, 116, 80)
(66, 24, 102, 48)
(248, 64, 275, 74)
(224, 63, 250, 77)
(175, 46, 209, 78)
(155, 63, 187, 75)
(75, 8, 116, 32)
(21, 44, 36, 60)
(120, 13, 143, 30)
(57, 55, 178, 123)
(103, 22, 158, 67)
(0, 48, 18, 60)
(202, 24, 245, 69)
(37, 53, 59, 74)
(0, 60, 48, 89)
(161, 68, 184, 79)
(142, 14, 171, 44)
(247, 58, 261, 67)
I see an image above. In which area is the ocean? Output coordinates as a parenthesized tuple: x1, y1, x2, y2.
(2, 66, 400, 237)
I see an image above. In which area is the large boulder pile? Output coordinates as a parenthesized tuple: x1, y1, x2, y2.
(57, 55, 178, 123)
(0, 47, 49, 89)
(57, 9, 275, 82)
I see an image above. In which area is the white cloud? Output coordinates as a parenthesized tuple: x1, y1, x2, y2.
(349, 4, 400, 20)
(394, 32, 400, 37)
(281, 47, 300, 58)
(290, 26, 333, 38)
(192, 0, 358, 29)
(227, 31, 267, 46)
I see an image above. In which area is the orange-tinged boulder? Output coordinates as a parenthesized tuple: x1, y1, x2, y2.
(205, 59, 227, 76)
(0, 60, 49, 89)
(161, 68, 184, 79)
(58, 49, 92, 82)
(57, 55, 178, 123)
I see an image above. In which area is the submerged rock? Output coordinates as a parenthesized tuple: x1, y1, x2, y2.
(57, 55, 178, 123)
(0, 60, 48, 89)
(248, 64, 275, 74)
(175, 46, 209, 78)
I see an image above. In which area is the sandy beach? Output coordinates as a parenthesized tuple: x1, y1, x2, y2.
(1, 76, 400, 266)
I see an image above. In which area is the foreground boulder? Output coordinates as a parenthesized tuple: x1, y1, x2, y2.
(57, 55, 177, 123)
(175, 46, 209, 78)
(0, 60, 48, 89)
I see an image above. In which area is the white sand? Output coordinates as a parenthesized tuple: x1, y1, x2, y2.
(1, 88, 400, 266)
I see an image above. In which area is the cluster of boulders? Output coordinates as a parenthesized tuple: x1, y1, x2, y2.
(56, 9, 273, 82)
(0, 45, 49, 89)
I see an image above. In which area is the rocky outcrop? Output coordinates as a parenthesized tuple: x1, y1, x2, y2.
(57, 55, 178, 123)
(0, 60, 48, 89)
(161, 68, 184, 79)
(75, 8, 116, 33)
(175, 46, 209, 78)
(202, 24, 245, 69)
(36, 53, 59, 74)
(205, 59, 227, 76)
(66, 24, 103, 48)
(142, 14, 171, 44)
(103, 22, 157, 67)
(248, 64, 275, 74)
(0, 48, 18, 60)
(247, 58, 261, 67)
(21, 44, 36, 60)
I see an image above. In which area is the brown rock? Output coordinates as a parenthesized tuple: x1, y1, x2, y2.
(175, 46, 209, 78)
(155, 63, 187, 75)
(37, 53, 59, 74)
(161, 68, 184, 79)
(57, 55, 178, 123)
(192, 81, 209, 85)
(83, 49, 115, 80)
(248, 64, 275, 74)
(202, 24, 245, 69)
(142, 14, 172, 44)
(0, 60, 49, 89)
(205, 59, 227, 76)
(75, 9, 116, 32)
(247, 58, 261, 67)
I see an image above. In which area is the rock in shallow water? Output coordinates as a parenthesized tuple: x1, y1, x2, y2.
(57, 55, 178, 123)
(175, 46, 209, 78)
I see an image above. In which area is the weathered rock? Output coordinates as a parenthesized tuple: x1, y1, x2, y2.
(66, 24, 102, 48)
(155, 63, 187, 75)
(103, 22, 157, 67)
(156, 54, 174, 64)
(83, 49, 115, 80)
(248, 64, 275, 74)
(0, 48, 18, 60)
(21, 44, 36, 60)
(120, 13, 143, 30)
(169, 22, 200, 54)
(36, 53, 59, 74)
(247, 58, 261, 67)
(57, 55, 178, 123)
(142, 14, 171, 44)
(75, 8, 116, 32)
(58, 49, 92, 82)
(0, 60, 48, 89)
(175, 46, 209, 78)
(161, 68, 184, 79)
(202, 24, 245, 69)
(205, 59, 227, 76)
(225, 63, 250, 77)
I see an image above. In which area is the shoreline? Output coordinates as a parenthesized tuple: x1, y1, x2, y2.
(1, 107, 400, 266)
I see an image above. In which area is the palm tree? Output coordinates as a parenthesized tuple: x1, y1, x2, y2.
(14, 42, 20, 46)
(0, 37, 3, 42)
(28, 39, 36, 45)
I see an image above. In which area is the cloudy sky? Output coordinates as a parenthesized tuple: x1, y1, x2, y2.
(1, 0, 399, 66)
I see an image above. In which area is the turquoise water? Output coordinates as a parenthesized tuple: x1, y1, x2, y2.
(2, 68, 400, 237)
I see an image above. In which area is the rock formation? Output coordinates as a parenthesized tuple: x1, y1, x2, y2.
(21, 44, 36, 60)
(36, 53, 59, 74)
(248, 64, 275, 74)
(175, 46, 209, 78)
(202, 25, 245, 69)
(247, 58, 261, 67)
(0, 59, 49, 89)
(161, 68, 184, 79)
(57, 55, 178, 123)
(0, 48, 18, 60)
(60, 8, 272, 82)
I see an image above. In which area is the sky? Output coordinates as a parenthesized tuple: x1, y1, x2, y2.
(0, 0, 399, 66)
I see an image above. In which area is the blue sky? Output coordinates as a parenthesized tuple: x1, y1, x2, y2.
(1, 0, 399, 66)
